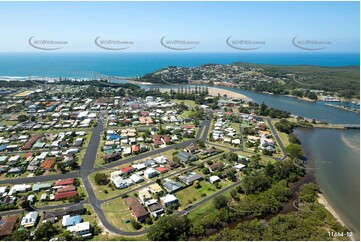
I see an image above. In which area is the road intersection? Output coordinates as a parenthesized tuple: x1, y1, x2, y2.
(0, 109, 286, 237)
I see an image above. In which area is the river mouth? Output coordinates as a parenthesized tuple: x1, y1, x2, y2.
(294, 128, 360, 239)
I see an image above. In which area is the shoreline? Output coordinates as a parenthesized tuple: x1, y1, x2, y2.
(158, 87, 253, 102)
(317, 193, 357, 241)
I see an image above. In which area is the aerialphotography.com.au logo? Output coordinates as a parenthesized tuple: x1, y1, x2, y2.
(160, 36, 200, 51)
(226, 36, 266, 50)
(28, 36, 68, 51)
(292, 36, 331, 51)
(94, 36, 134, 51)
(292, 158, 333, 171)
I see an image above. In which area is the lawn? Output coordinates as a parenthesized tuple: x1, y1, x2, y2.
(175, 179, 232, 209)
(234, 150, 277, 166)
(187, 190, 231, 222)
(101, 197, 150, 233)
(180, 110, 197, 119)
(170, 99, 196, 107)
(92, 233, 148, 241)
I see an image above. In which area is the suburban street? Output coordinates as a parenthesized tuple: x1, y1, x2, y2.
(0, 109, 287, 237)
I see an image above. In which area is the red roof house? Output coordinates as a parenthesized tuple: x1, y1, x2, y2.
(55, 178, 74, 187)
(155, 167, 168, 174)
(120, 166, 134, 174)
(55, 191, 77, 200)
(57, 185, 76, 193)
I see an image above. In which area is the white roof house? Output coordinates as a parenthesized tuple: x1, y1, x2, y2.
(110, 170, 122, 179)
(144, 168, 159, 179)
(0, 186, 7, 195)
(209, 176, 221, 184)
(153, 155, 168, 164)
(132, 163, 146, 171)
(9, 155, 20, 162)
(67, 222, 92, 237)
(233, 163, 246, 171)
(21, 211, 39, 228)
(130, 174, 144, 183)
(111, 176, 128, 189)
(232, 139, 241, 145)
(0, 156, 8, 163)
(9, 184, 31, 195)
(160, 194, 178, 207)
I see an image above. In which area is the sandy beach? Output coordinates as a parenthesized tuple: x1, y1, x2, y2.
(318, 193, 356, 241)
(159, 87, 253, 102)
(207, 87, 253, 101)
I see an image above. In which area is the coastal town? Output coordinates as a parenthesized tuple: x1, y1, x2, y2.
(0, 0, 359, 241)
(0, 79, 354, 241)
(136, 64, 360, 113)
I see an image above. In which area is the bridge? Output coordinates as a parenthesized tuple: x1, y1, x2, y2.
(310, 123, 360, 130)
(340, 124, 360, 129)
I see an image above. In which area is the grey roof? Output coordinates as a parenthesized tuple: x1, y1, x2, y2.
(163, 180, 184, 193)
(178, 173, 203, 185)
(175, 151, 198, 162)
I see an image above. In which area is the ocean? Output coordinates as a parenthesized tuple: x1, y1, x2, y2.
(0, 52, 359, 79)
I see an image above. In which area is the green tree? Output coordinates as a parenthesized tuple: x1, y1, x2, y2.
(34, 221, 59, 241)
(57, 230, 77, 241)
(213, 194, 228, 210)
(94, 173, 109, 185)
(20, 200, 32, 211)
(285, 144, 304, 159)
(298, 183, 319, 203)
(4, 229, 30, 241)
(241, 175, 271, 195)
(130, 219, 142, 230)
(259, 102, 268, 116)
(193, 180, 201, 188)
(147, 215, 191, 241)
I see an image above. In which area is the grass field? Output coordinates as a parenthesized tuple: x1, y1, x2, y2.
(101, 197, 150, 232)
(170, 99, 196, 107)
(175, 179, 232, 209)
(187, 190, 231, 222)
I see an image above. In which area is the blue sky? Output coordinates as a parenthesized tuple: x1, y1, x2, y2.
(0, 1, 359, 52)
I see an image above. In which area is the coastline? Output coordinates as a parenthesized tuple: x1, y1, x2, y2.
(318, 193, 357, 241)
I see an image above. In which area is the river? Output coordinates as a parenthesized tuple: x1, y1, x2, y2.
(294, 128, 360, 238)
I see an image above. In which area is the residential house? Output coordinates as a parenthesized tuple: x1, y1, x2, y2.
(209, 176, 221, 184)
(20, 211, 39, 228)
(0, 215, 18, 238)
(138, 189, 152, 204)
(67, 222, 92, 237)
(129, 174, 144, 183)
(178, 172, 203, 186)
(208, 162, 223, 172)
(160, 194, 179, 208)
(62, 215, 82, 227)
(144, 168, 159, 179)
(103, 153, 121, 163)
(174, 151, 198, 163)
(163, 179, 184, 193)
(149, 183, 163, 194)
(155, 167, 168, 174)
